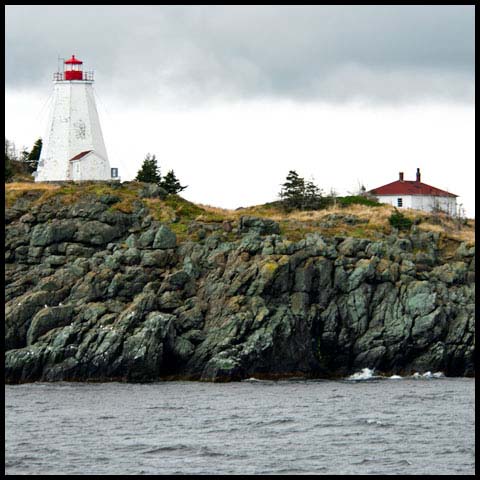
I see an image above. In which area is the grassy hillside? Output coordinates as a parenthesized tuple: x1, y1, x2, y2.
(5, 181, 475, 246)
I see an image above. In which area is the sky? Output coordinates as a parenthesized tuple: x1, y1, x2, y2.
(5, 5, 475, 216)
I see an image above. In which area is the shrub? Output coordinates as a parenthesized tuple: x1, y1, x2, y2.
(339, 195, 381, 207)
(388, 208, 413, 230)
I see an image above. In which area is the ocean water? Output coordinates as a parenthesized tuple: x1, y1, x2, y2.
(5, 372, 475, 475)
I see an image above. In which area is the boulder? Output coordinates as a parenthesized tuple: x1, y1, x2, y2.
(74, 221, 121, 245)
(27, 305, 74, 345)
(30, 221, 77, 247)
(139, 184, 168, 199)
(152, 225, 177, 249)
(239, 216, 280, 235)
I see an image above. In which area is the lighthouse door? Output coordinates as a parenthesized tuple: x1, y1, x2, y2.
(71, 161, 81, 180)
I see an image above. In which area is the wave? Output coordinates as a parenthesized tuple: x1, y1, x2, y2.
(351, 417, 392, 428)
(141, 444, 193, 455)
(346, 369, 445, 381)
(353, 457, 377, 465)
(385, 371, 445, 379)
(197, 446, 232, 458)
(365, 419, 389, 427)
(241, 377, 276, 384)
(142, 444, 234, 458)
(346, 368, 380, 381)
(253, 417, 296, 427)
(412, 371, 444, 379)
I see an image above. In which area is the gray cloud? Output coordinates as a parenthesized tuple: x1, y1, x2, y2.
(5, 5, 475, 104)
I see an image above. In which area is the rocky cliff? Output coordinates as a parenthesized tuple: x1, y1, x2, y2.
(5, 183, 475, 383)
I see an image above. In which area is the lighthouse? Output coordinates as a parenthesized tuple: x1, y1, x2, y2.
(34, 54, 119, 182)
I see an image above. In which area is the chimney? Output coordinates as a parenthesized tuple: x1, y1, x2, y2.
(416, 168, 421, 182)
(399, 172, 404, 181)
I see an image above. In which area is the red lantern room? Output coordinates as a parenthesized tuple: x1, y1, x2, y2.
(64, 54, 83, 80)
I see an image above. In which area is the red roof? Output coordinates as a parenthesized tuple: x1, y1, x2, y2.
(369, 180, 457, 198)
(69, 150, 92, 161)
(65, 55, 83, 65)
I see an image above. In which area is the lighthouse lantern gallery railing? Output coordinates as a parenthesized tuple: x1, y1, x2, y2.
(53, 70, 95, 81)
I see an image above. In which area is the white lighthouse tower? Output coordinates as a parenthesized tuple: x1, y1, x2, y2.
(34, 54, 118, 182)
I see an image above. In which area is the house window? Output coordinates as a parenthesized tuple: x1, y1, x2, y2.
(111, 168, 118, 178)
(397, 198, 403, 207)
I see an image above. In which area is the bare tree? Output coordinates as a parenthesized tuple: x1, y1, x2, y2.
(455, 203, 467, 230)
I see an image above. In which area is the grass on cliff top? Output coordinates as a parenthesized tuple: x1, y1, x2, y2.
(5, 182, 475, 245)
(167, 200, 475, 245)
(5, 182, 60, 207)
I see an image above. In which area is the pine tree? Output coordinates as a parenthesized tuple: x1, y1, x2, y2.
(160, 169, 187, 194)
(19, 147, 29, 164)
(135, 153, 162, 185)
(5, 153, 13, 182)
(304, 179, 324, 209)
(279, 171, 325, 210)
(279, 170, 305, 210)
(26, 138, 42, 173)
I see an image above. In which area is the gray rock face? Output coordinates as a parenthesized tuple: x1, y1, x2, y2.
(30, 221, 77, 246)
(239, 216, 281, 235)
(4, 197, 475, 383)
(27, 306, 74, 345)
(74, 221, 121, 245)
(152, 226, 177, 249)
(139, 184, 168, 199)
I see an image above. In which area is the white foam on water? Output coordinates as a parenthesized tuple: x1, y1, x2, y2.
(345, 369, 446, 381)
(366, 419, 384, 425)
(346, 368, 377, 381)
(412, 371, 445, 379)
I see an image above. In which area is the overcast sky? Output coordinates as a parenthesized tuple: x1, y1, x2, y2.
(5, 5, 475, 216)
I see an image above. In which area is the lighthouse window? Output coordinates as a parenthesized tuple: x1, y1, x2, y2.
(397, 198, 403, 207)
(111, 168, 118, 178)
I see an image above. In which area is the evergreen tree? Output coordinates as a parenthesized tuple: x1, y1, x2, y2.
(19, 147, 29, 164)
(279, 170, 305, 210)
(304, 179, 324, 210)
(26, 138, 42, 173)
(160, 169, 187, 194)
(135, 153, 162, 185)
(5, 153, 13, 182)
(279, 171, 326, 210)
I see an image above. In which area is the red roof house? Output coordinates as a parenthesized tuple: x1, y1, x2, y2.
(368, 168, 458, 214)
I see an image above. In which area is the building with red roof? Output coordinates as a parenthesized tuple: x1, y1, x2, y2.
(368, 168, 457, 215)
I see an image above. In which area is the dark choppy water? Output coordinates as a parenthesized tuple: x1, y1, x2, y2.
(5, 375, 475, 475)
